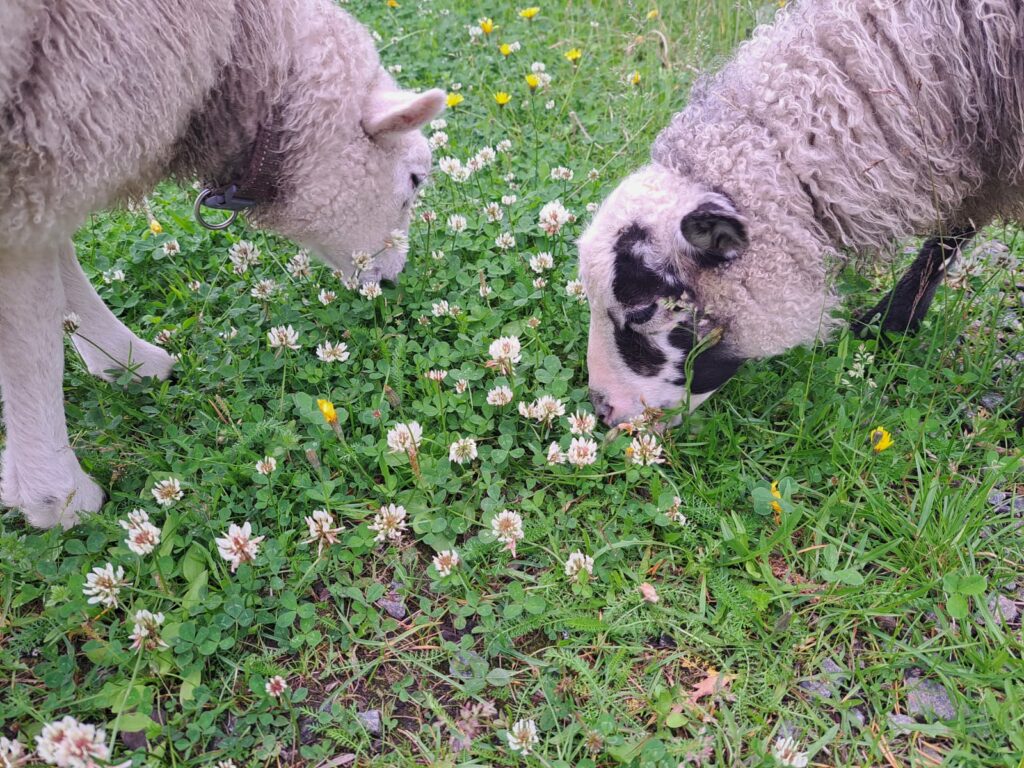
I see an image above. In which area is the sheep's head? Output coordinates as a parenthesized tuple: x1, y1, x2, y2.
(577, 164, 748, 426)
(256, 73, 445, 283)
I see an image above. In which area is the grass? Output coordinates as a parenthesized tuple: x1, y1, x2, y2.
(1, 1, 1023, 766)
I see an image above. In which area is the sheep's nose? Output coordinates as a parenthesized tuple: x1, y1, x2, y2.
(589, 389, 614, 425)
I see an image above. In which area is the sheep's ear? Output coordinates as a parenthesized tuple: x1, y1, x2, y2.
(680, 202, 748, 265)
(363, 88, 446, 138)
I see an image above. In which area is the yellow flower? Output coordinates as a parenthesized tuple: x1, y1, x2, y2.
(630, 70, 641, 85)
(148, 219, 163, 235)
(387, 0, 399, 7)
(479, 17, 495, 34)
(869, 426, 893, 452)
(446, 92, 464, 107)
(519, 6, 540, 19)
(525, 73, 540, 90)
(494, 91, 511, 106)
(499, 43, 513, 56)
(317, 399, 338, 425)
(564, 47, 582, 64)
(646, 9, 659, 20)
(770, 481, 782, 515)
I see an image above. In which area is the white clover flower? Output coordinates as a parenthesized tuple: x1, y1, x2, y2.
(568, 411, 597, 435)
(629, 434, 665, 466)
(586, 202, 599, 214)
(567, 437, 598, 466)
(487, 385, 513, 406)
(255, 456, 277, 475)
(267, 325, 300, 351)
(447, 214, 468, 233)
(36, 716, 113, 768)
(438, 156, 463, 177)
(495, 232, 516, 250)
(316, 340, 350, 363)
(564, 551, 594, 581)
(352, 250, 376, 272)
(491, 509, 524, 555)
(565, 279, 588, 303)
(162, 239, 181, 256)
(432, 549, 460, 578)
(479, 281, 492, 298)
(426, 369, 448, 382)
(154, 328, 175, 346)
(421, 209, 437, 223)
(431, 249, 446, 260)
(518, 401, 539, 420)
(529, 252, 554, 273)
(359, 281, 382, 300)
(215, 521, 265, 573)
(546, 442, 567, 465)
(151, 477, 183, 507)
(550, 166, 574, 181)
(483, 202, 504, 222)
(428, 131, 449, 150)
(475, 146, 497, 166)
(496, 139, 513, 153)
(130, 609, 168, 651)
(507, 718, 540, 755)
(83, 563, 126, 608)
(370, 503, 407, 543)
(455, 379, 469, 394)
(228, 240, 260, 274)
(501, 193, 517, 206)
(430, 118, 447, 130)
(666, 496, 689, 526)
(102, 268, 126, 283)
(532, 277, 547, 289)
(535, 395, 565, 424)
(62, 312, 81, 335)
(488, 336, 521, 373)
(287, 250, 312, 278)
(538, 200, 571, 235)
(120, 509, 161, 556)
(342, 275, 360, 291)
(531, 61, 546, 73)
(384, 229, 409, 252)
(587, 168, 600, 182)
(250, 279, 277, 300)
(0, 736, 27, 768)
(304, 508, 343, 557)
(386, 422, 423, 454)
(387, 63, 402, 74)
(449, 437, 478, 464)
(265, 675, 289, 698)
(545, 99, 555, 109)
(772, 736, 809, 767)
(432, 300, 453, 317)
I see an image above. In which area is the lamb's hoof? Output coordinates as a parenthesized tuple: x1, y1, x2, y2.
(2, 469, 106, 530)
(74, 338, 177, 382)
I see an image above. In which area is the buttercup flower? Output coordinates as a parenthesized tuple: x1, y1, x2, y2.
(304, 509, 343, 557)
(491, 509, 524, 555)
(507, 718, 540, 755)
(370, 503, 407, 543)
(564, 551, 594, 581)
(151, 477, 183, 507)
(869, 426, 893, 452)
(433, 549, 460, 578)
(83, 563, 126, 609)
(215, 521, 264, 572)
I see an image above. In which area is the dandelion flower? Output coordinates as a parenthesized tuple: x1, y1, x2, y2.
(525, 73, 540, 90)
(151, 477, 183, 507)
(387, 422, 423, 454)
(869, 426, 893, 452)
(770, 481, 783, 515)
(491, 509, 524, 555)
(446, 92, 464, 107)
(215, 521, 264, 572)
(265, 675, 289, 698)
(316, 340, 350, 363)
(317, 398, 338, 425)
(255, 456, 277, 475)
(564, 47, 582, 64)
(567, 437, 598, 466)
(564, 551, 594, 581)
(772, 736, 809, 767)
(304, 509, 343, 557)
(494, 91, 511, 106)
(630, 70, 642, 85)
(370, 503, 408, 543)
(487, 385, 514, 406)
(519, 6, 540, 19)
(267, 325, 300, 351)
(148, 219, 163, 235)
(449, 437, 479, 464)
(499, 43, 513, 56)
(130, 609, 168, 651)
(479, 17, 495, 34)
(83, 563, 126, 608)
(433, 549, 460, 578)
(507, 718, 539, 755)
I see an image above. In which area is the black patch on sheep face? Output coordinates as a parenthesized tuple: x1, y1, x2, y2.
(610, 310, 666, 377)
(612, 223, 681, 306)
(680, 203, 748, 268)
(669, 321, 745, 395)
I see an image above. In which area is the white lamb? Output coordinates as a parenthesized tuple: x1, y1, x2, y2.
(0, 0, 445, 528)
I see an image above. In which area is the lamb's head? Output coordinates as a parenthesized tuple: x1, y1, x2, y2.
(578, 164, 749, 426)
(257, 74, 446, 282)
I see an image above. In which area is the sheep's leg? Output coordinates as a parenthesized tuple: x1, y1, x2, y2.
(0, 242, 105, 529)
(59, 240, 176, 381)
(852, 227, 975, 337)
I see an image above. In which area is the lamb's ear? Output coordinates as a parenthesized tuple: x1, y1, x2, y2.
(363, 88, 446, 138)
(680, 202, 748, 266)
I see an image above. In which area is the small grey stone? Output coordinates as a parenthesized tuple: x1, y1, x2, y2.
(980, 392, 1005, 411)
(849, 708, 866, 730)
(821, 658, 845, 677)
(988, 594, 1020, 624)
(357, 709, 382, 735)
(988, 490, 1008, 509)
(888, 713, 915, 732)
(375, 582, 407, 620)
(798, 679, 833, 699)
(906, 677, 956, 721)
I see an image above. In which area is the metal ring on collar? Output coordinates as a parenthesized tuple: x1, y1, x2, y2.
(193, 189, 239, 231)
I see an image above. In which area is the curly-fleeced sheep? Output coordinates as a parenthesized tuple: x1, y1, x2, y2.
(0, 0, 445, 528)
(579, 0, 1023, 425)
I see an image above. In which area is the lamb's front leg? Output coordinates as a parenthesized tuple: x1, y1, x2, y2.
(0, 243, 105, 529)
(60, 240, 176, 381)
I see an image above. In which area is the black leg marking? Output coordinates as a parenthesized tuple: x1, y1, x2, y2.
(853, 227, 975, 337)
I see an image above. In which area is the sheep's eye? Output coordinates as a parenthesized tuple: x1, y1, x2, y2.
(410, 173, 423, 189)
(625, 303, 658, 326)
